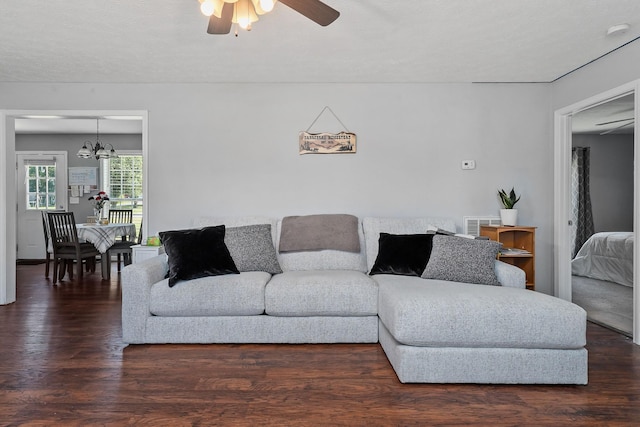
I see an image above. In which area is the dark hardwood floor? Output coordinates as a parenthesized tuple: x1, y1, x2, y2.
(2, 264, 640, 426)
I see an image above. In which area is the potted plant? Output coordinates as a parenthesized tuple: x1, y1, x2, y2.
(498, 187, 520, 226)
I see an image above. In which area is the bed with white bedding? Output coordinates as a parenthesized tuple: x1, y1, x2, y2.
(571, 231, 634, 287)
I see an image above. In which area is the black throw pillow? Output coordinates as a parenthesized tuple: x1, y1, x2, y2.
(159, 225, 239, 287)
(369, 233, 434, 276)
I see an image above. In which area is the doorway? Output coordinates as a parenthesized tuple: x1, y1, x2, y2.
(569, 96, 634, 336)
(0, 110, 149, 305)
(554, 81, 640, 345)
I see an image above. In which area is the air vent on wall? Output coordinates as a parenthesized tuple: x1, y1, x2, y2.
(463, 216, 501, 236)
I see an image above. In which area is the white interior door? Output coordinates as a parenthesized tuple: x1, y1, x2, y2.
(16, 151, 67, 260)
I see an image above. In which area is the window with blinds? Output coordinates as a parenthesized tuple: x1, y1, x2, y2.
(102, 153, 143, 232)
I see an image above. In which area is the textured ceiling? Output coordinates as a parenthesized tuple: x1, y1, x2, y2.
(6, 1, 640, 135)
(1, 0, 640, 84)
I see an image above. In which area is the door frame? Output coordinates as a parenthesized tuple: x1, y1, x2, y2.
(0, 110, 149, 305)
(554, 80, 640, 344)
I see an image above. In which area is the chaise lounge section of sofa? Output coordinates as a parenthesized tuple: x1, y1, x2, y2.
(121, 214, 587, 384)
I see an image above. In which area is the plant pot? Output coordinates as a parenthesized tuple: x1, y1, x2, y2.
(500, 209, 518, 226)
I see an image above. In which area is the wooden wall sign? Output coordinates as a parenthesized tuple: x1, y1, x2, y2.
(299, 131, 357, 155)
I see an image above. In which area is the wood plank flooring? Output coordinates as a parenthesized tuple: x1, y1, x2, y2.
(1, 264, 640, 426)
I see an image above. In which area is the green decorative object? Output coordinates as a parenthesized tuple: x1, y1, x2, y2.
(146, 236, 161, 246)
(498, 187, 520, 209)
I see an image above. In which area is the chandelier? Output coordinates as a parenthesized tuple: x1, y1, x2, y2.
(199, 0, 339, 35)
(77, 119, 119, 160)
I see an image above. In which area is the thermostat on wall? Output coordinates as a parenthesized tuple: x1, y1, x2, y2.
(461, 160, 476, 170)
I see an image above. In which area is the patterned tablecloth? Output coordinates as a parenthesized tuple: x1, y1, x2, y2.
(76, 223, 137, 253)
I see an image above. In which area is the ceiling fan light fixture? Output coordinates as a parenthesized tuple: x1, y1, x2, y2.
(199, 0, 215, 16)
(254, 0, 276, 13)
(233, 0, 259, 29)
(204, 0, 339, 35)
(200, 0, 226, 17)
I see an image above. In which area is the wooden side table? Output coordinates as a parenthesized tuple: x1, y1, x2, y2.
(480, 225, 536, 290)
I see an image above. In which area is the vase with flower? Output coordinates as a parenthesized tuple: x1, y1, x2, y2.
(89, 191, 110, 223)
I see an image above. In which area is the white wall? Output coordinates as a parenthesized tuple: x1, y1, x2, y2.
(572, 134, 634, 232)
(1, 82, 554, 292)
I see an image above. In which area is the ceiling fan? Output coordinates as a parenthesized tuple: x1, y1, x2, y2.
(201, 0, 340, 35)
(596, 117, 635, 135)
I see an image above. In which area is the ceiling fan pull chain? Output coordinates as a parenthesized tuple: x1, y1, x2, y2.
(305, 106, 351, 133)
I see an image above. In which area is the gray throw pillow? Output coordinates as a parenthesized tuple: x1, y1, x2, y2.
(421, 235, 501, 286)
(279, 214, 360, 253)
(225, 224, 282, 274)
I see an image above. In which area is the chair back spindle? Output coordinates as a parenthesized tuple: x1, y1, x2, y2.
(108, 209, 133, 224)
(48, 212, 79, 247)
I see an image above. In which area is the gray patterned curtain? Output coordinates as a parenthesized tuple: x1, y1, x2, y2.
(571, 147, 594, 257)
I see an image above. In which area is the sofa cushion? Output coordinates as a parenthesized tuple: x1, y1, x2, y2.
(376, 275, 586, 349)
(276, 219, 368, 272)
(495, 260, 526, 288)
(149, 272, 271, 316)
(369, 233, 434, 276)
(225, 224, 282, 274)
(265, 270, 378, 316)
(279, 214, 360, 253)
(362, 217, 456, 273)
(421, 235, 501, 286)
(159, 225, 239, 287)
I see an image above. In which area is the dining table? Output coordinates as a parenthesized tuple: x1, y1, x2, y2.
(76, 222, 137, 280)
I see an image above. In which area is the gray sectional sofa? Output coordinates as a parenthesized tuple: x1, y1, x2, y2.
(121, 215, 588, 384)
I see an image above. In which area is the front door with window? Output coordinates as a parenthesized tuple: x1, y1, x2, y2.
(16, 152, 68, 260)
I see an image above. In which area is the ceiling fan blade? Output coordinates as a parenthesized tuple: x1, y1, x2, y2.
(595, 117, 634, 126)
(279, 0, 340, 26)
(599, 121, 635, 136)
(207, 2, 234, 34)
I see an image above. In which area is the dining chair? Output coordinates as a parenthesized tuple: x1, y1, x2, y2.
(109, 209, 133, 225)
(107, 210, 136, 271)
(41, 210, 65, 278)
(47, 211, 100, 284)
(41, 211, 53, 278)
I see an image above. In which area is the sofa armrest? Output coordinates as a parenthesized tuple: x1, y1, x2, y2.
(121, 254, 169, 344)
(494, 260, 526, 289)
